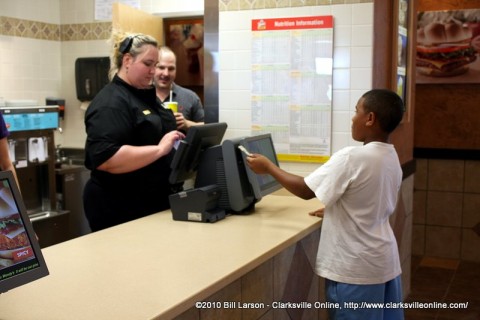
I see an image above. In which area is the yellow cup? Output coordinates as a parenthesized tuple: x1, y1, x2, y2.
(164, 101, 178, 112)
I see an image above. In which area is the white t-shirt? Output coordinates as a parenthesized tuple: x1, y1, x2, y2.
(304, 142, 402, 285)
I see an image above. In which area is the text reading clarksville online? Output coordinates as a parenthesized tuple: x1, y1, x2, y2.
(196, 301, 469, 310)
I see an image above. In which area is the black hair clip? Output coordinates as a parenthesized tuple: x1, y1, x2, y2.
(119, 36, 134, 54)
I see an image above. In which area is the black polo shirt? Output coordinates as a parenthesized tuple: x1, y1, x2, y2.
(85, 75, 177, 194)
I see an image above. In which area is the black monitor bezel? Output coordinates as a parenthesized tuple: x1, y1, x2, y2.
(240, 133, 282, 200)
(0, 170, 49, 294)
(169, 122, 228, 185)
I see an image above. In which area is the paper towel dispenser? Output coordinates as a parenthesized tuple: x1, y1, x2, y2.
(75, 57, 110, 101)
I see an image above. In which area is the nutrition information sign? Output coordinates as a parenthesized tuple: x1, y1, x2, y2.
(251, 16, 334, 163)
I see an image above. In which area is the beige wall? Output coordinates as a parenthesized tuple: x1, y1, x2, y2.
(0, 0, 203, 148)
(1, 0, 376, 156)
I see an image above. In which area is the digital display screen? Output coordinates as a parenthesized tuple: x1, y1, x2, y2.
(244, 137, 279, 188)
(1, 106, 59, 132)
(241, 134, 282, 200)
(0, 171, 48, 293)
(3, 112, 59, 132)
(0, 180, 38, 277)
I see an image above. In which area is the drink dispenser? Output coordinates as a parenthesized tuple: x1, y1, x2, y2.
(1, 102, 69, 247)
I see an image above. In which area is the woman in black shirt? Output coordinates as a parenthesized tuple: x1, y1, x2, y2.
(83, 33, 185, 231)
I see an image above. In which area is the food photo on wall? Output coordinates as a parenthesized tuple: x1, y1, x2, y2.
(416, 8, 480, 84)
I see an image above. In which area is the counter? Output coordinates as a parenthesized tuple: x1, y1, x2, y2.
(0, 193, 323, 320)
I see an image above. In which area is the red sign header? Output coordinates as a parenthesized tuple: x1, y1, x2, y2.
(252, 16, 333, 31)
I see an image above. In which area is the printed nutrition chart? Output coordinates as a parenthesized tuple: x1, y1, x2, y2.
(251, 16, 333, 163)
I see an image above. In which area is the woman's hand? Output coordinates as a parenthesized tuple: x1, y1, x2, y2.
(98, 130, 185, 174)
(157, 130, 185, 155)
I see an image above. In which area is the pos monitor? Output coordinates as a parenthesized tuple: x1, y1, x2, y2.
(194, 133, 281, 215)
(168, 122, 229, 222)
(239, 133, 282, 200)
(168, 123, 281, 223)
(0, 170, 49, 294)
(169, 122, 228, 185)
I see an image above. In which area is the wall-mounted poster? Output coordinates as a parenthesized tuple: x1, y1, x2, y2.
(251, 16, 334, 163)
(416, 9, 480, 84)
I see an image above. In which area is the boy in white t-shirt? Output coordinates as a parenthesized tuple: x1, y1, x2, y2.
(246, 89, 405, 320)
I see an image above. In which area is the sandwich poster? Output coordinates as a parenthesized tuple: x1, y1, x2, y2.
(416, 9, 480, 84)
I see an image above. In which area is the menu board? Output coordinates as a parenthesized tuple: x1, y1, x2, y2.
(251, 16, 333, 163)
(1, 107, 59, 132)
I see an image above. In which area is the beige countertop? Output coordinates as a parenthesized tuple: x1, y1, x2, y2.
(0, 193, 322, 320)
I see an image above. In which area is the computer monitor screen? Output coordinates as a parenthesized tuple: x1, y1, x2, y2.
(0, 170, 49, 293)
(240, 133, 282, 200)
(169, 122, 228, 185)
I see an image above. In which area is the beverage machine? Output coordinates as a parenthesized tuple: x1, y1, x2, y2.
(1, 100, 69, 248)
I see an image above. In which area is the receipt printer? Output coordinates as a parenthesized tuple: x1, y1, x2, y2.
(169, 185, 225, 223)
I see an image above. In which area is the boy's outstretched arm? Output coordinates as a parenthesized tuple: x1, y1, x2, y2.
(246, 154, 315, 200)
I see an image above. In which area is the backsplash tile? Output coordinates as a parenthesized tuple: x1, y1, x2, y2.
(0, 16, 60, 40)
(414, 158, 428, 190)
(412, 224, 425, 256)
(461, 230, 480, 262)
(425, 226, 461, 259)
(463, 193, 480, 228)
(60, 22, 111, 41)
(414, 158, 480, 262)
(0, 16, 110, 41)
(428, 159, 464, 192)
(413, 190, 426, 225)
(426, 191, 463, 227)
(465, 160, 480, 193)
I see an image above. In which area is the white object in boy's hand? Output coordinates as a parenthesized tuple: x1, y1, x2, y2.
(238, 145, 252, 157)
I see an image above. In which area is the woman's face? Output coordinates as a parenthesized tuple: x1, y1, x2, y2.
(123, 44, 158, 89)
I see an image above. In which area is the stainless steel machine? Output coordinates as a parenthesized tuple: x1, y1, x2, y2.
(1, 103, 69, 248)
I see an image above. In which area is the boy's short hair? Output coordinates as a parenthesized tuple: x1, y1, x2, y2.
(362, 89, 404, 133)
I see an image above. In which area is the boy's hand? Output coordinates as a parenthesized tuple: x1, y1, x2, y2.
(245, 154, 272, 174)
(309, 207, 325, 218)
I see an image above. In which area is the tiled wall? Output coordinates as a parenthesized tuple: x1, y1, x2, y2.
(0, 13, 111, 148)
(0, 16, 110, 41)
(413, 159, 480, 262)
(219, 0, 373, 11)
(219, 2, 374, 176)
(1, 0, 374, 168)
(0, 0, 201, 148)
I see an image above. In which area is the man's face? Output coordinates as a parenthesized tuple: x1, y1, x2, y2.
(154, 52, 176, 90)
